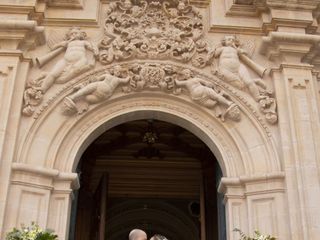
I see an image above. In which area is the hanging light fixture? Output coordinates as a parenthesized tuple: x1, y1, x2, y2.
(142, 119, 158, 145)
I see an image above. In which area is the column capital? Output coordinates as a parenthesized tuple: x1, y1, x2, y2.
(11, 163, 79, 191)
(0, 20, 45, 51)
(260, 32, 320, 64)
(218, 172, 286, 199)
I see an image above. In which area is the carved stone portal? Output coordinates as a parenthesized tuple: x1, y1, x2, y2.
(62, 64, 241, 122)
(22, 0, 278, 124)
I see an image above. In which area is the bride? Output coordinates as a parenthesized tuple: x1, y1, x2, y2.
(150, 234, 169, 240)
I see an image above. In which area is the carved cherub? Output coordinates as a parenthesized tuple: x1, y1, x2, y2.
(211, 35, 266, 101)
(63, 65, 130, 114)
(35, 27, 99, 93)
(175, 69, 240, 121)
(209, 35, 278, 124)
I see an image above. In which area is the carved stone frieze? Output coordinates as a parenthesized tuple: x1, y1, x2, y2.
(62, 63, 241, 122)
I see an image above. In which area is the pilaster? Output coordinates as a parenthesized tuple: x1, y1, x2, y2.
(260, 29, 320, 239)
(218, 173, 287, 240)
(3, 163, 78, 240)
(0, 3, 45, 237)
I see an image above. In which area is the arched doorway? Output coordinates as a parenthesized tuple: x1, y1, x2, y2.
(7, 93, 285, 240)
(70, 119, 226, 240)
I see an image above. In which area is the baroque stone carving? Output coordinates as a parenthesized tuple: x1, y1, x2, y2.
(209, 35, 277, 124)
(22, 27, 99, 116)
(62, 63, 241, 122)
(21, 0, 278, 125)
(175, 69, 240, 121)
(94, 0, 277, 124)
(98, 0, 205, 65)
(62, 65, 130, 115)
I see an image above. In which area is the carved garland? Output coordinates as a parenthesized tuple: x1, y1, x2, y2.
(22, 0, 278, 125)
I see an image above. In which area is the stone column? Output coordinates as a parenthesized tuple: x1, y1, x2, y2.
(261, 31, 320, 239)
(0, 16, 45, 237)
(47, 173, 79, 240)
(218, 173, 287, 240)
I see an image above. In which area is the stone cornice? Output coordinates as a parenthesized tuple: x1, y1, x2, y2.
(12, 162, 59, 177)
(11, 162, 79, 190)
(260, 32, 320, 63)
(0, 20, 45, 50)
(254, 0, 320, 11)
(46, 0, 84, 9)
(218, 172, 286, 197)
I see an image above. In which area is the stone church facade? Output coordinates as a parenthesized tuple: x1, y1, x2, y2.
(0, 0, 320, 240)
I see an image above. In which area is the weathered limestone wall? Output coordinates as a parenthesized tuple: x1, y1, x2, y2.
(0, 0, 320, 240)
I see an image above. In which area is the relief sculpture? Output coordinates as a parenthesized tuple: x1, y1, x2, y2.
(62, 65, 130, 115)
(175, 69, 241, 121)
(62, 64, 241, 122)
(21, 0, 278, 124)
(23, 27, 99, 116)
(209, 36, 277, 124)
(98, 0, 205, 65)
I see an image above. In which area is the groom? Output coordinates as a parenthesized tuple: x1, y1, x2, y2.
(129, 229, 147, 240)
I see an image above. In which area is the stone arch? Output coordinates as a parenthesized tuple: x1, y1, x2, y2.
(16, 62, 281, 178)
(9, 66, 286, 240)
(16, 92, 280, 178)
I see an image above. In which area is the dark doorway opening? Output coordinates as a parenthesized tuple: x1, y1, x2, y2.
(70, 120, 226, 240)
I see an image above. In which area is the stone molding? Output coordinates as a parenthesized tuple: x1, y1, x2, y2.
(260, 32, 320, 64)
(218, 172, 286, 197)
(0, 20, 45, 50)
(46, 0, 84, 9)
(11, 162, 79, 191)
(212, 0, 320, 35)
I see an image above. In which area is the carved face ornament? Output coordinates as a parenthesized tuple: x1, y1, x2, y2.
(67, 28, 86, 41)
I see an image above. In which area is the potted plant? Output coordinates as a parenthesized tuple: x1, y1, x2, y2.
(234, 228, 276, 240)
(6, 222, 58, 240)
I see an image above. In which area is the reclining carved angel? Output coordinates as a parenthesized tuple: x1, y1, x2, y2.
(62, 65, 130, 115)
(22, 27, 99, 116)
(209, 35, 277, 124)
(175, 69, 241, 122)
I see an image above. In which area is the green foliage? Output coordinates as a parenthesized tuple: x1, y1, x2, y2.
(6, 222, 58, 240)
(234, 228, 276, 240)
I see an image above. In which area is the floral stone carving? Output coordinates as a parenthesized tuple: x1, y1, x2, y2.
(62, 64, 241, 122)
(22, 27, 99, 116)
(96, 0, 277, 124)
(98, 0, 205, 65)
